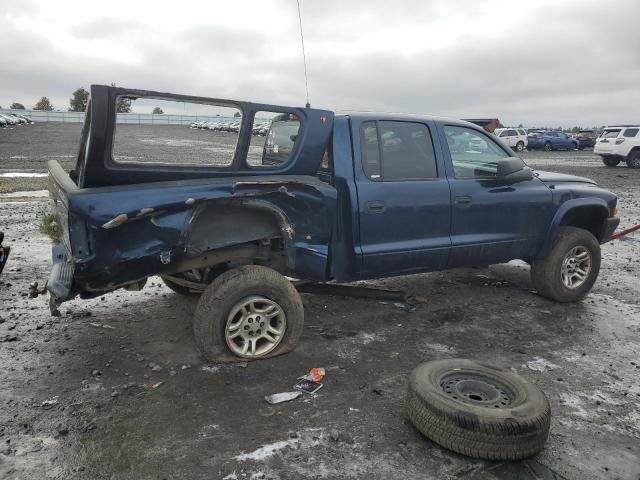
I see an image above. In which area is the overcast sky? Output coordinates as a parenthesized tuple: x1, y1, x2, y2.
(1, 0, 638, 127)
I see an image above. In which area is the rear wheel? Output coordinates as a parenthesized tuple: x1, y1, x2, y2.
(570, 141, 577, 150)
(515, 141, 525, 152)
(192, 265, 304, 362)
(602, 156, 621, 167)
(531, 226, 600, 302)
(543, 142, 552, 151)
(626, 151, 640, 169)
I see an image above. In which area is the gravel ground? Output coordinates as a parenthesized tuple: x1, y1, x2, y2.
(0, 124, 639, 480)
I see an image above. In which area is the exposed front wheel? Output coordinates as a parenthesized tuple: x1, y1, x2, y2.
(192, 265, 304, 362)
(602, 156, 621, 167)
(531, 226, 601, 302)
(515, 141, 525, 152)
(626, 151, 640, 169)
(543, 142, 552, 151)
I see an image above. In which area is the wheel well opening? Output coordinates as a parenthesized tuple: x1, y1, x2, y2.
(560, 207, 606, 241)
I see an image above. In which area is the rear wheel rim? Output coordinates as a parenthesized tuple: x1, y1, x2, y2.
(225, 295, 286, 358)
(561, 246, 591, 289)
(516, 142, 524, 152)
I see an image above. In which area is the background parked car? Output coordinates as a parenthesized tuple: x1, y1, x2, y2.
(0, 114, 20, 126)
(594, 125, 640, 168)
(494, 127, 528, 152)
(576, 130, 598, 149)
(527, 131, 577, 151)
(0, 116, 7, 128)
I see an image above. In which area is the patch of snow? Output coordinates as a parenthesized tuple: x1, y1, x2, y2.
(0, 172, 48, 178)
(233, 439, 297, 461)
(525, 357, 560, 372)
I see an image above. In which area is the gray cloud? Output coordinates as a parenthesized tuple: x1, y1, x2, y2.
(0, 0, 638, 127)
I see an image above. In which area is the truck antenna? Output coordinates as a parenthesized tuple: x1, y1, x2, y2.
(296, 0, 311, 108)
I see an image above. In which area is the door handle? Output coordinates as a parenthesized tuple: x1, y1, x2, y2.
(366, 201, 386, 213)
(454, 196, 472, 206)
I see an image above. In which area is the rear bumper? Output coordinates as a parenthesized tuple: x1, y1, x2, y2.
(603, 216, 621, 242)
(47, 243, 75, 311)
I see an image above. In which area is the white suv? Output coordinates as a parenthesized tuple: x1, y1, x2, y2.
(494, 127, 528, 152)
(594, 125, 640, 168)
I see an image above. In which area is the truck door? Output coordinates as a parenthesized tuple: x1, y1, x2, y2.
(353, 119, 451, 278)
(439, 124, 554, 267)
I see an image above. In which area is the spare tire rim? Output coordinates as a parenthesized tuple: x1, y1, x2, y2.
(561, 246, 591, 289)
(225, 295, 286, 358)
(440, 372, 513, 409)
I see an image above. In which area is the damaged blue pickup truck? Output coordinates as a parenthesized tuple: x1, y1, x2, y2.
(46, 85, 620, 361)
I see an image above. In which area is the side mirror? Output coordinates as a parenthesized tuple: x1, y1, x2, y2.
(496, 157, 534, 184)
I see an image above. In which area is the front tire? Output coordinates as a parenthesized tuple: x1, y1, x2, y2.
(626, 151, 640, 169)
(531, 226, 600, 302)
(515, 141, 525, 152)
(602, 156, 621, 167)
(543, 142, 552, 151)
(193, 265, 304, 362)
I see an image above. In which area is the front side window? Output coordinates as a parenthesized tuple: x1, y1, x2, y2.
(518, 129, 526, 136)
(507, 130, 517, 136)
(444, 125, 508, 179)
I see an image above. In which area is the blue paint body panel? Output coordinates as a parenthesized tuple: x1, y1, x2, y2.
(46, 86, 620, 303)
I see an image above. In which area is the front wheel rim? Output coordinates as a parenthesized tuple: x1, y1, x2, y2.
(225, 295, 286, 358)
(561, 246, 592, 289)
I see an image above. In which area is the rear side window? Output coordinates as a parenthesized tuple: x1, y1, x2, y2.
(517, 129, 526, 136)
(507, 129, 517, 136)
(602, 129, 621, 138)
(623, 128, 639, 138)
(360, 121, 437, 181)
(361, 122, 381, 179)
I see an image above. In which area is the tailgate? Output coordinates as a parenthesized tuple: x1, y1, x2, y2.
(47, 160, 79, 307)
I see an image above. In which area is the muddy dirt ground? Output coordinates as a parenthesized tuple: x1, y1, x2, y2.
(1, 124, 639, 480)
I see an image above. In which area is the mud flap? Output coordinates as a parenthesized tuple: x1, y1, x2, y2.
(47, 244, 75, 313)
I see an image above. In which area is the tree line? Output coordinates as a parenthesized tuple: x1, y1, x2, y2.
(4, 84, 165, 114)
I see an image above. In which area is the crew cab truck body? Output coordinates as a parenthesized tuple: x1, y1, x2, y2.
(46, 85, 620, 361)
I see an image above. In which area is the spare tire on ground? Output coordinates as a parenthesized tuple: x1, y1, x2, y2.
(407, 359, 550, 461)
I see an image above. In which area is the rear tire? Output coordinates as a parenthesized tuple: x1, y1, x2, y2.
(543, 142, 552, 151)
(602, 156, 621, 167)
(407, 359, 550, 460)
(570, 141, 577, 150)
(626, 151, 640, 169)
(515, 141, 524, 152)
(531, 226, 600, 302)
(192, 265, 304, 362)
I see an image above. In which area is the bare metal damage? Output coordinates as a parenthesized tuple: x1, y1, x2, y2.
(49, 172, 336, 302)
